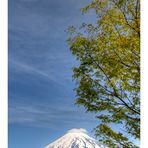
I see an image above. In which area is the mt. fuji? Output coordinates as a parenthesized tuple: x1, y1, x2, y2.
(45, 128, 107, 148)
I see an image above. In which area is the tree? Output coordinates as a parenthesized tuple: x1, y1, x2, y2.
(67, 0, 140, 147)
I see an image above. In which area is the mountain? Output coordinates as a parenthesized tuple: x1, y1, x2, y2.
(45, 128, 107, 148)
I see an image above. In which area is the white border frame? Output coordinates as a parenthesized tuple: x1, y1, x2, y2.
(0, 0, 8, 147)
(141, 0, 148, 147)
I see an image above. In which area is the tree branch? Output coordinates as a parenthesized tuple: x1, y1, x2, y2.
(112, 0, 140, 37)
(83, 45, 140, 115)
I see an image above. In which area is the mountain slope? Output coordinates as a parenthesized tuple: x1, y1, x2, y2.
(45, 128, 107, 148)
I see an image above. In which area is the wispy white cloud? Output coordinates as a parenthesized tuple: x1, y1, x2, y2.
(9, 101, 97, 128)
(9, 59, 63, 83)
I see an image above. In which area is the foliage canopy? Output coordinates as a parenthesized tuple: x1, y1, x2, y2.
(67, 0, 140, 147)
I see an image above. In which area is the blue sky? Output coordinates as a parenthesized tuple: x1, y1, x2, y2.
(8, 0, 99, 148)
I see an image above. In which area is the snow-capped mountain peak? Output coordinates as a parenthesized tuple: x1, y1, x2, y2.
(45, 128, 107, 148)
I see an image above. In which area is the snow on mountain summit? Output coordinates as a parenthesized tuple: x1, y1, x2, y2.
(45, 128, 107, 148)
(66, 128, 87, 134)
